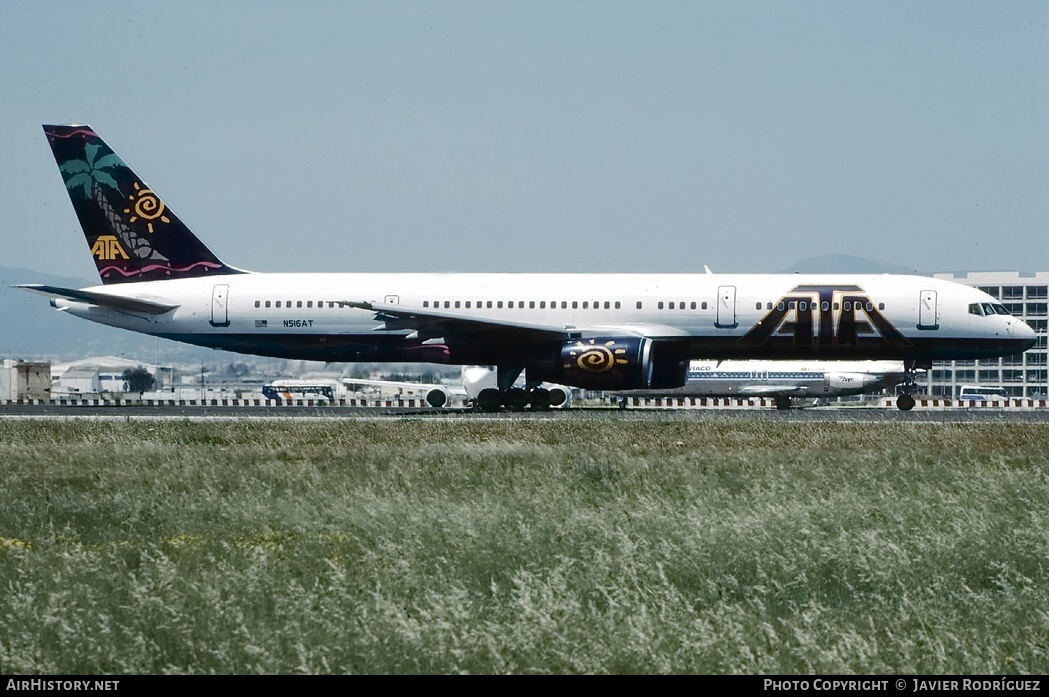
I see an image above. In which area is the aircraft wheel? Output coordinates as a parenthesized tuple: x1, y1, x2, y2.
(530, 387, 551, 411)
(774, 397, 791, 411)
(897, 394, 915, 411)
(476, 388, 501, 412)
(505, 387, 529, 411)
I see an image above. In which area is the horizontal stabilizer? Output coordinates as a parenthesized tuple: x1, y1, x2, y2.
(16, 284, 179, 315)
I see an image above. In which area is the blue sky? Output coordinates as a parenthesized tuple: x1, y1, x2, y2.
(2, 1, 1046, 278)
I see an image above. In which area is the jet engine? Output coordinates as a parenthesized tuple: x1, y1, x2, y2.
(529, 337, 689, 391)
(423, 387, 449, 408)
(823, 372, 876, 393)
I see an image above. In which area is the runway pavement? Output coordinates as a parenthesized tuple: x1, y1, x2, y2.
(1, 402, 1048, 423)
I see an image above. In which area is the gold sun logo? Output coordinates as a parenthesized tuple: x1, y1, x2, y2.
(124, 182, 171, 233)
(566, 339, 631, 374)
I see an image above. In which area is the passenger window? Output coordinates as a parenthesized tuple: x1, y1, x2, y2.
(465, 301, 471, 308)
(583, 302, 588, 309)
(276, 301, 282, 308)
(755, 302, 761, 310)
(822, 302, 829, 311)
(498, 301, 503, 308)
(636, 301, 642, 309)
(297, 301, 303, 308)
(530, 301, 536, 309)
(865, 302, 873, 312)
(540, 301, 546, 309)
(604, 301, 610, 309)
(844, 302, 851, 311)
(615, 301, 621, 309)
(658, 302, 664, 310)
(572, 301, 578, 309)
(702, 302, 708, 310)
(444, 301, 451, 308)
(307, 301, 313, 308)
(878, 303, 885, 310)
(254, 301, 260, 308)
(455, 301, 461, 308)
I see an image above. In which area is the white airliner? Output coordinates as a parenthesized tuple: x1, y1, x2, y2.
(616, 359, 915, 410)
(20, 125, 1036, 412)
(343, 366, 573, 410)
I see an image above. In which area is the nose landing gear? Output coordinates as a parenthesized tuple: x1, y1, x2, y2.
(895, 360, 928, 411)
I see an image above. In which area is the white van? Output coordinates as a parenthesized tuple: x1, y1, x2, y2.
(958, 385, 1009, 404)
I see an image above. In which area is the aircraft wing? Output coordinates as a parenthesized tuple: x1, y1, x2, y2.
(16, 284, 180, 315)
(342, 376, 467, 396)
(339, 299, 690, 340)
(735, 385, 809, 397)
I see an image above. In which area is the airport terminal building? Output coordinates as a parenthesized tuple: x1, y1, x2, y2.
(928, 271, 1049, 400)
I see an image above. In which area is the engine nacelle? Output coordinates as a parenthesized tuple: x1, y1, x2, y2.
(424, 387, 449, 408)
(546, 385, 572, 408)
(824, 372, 875, 392)
(530, 337, 688, 391)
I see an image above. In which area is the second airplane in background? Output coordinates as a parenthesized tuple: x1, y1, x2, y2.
(616, 360, 916, 410)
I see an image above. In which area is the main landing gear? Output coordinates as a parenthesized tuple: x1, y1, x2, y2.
(894, 360, 929, 411)
(474, 385, 560, 412)
(471, 365, 565, 412)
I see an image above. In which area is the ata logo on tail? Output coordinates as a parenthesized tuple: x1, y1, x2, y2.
(741, 285, 912, 348)
(89, 235, 129, 261)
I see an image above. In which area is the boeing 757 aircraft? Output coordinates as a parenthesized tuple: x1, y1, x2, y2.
(20, 125, 1036, 411)
(616, 359, 916, 410)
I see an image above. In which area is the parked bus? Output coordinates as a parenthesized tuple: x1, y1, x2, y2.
(957, 385, 1009, 403)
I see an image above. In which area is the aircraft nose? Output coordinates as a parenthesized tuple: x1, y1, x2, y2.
(1011, 318, 1037, 348)
(1014, 318, 1036, 339)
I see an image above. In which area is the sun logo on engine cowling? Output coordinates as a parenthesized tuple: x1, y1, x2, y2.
(124, 182, 171, 233)
(566, 339, 630, 374)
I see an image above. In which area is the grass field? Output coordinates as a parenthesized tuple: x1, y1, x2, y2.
(0, 414, 1047, 674)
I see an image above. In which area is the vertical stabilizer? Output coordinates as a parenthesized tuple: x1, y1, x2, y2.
(42, 124, 244, 284)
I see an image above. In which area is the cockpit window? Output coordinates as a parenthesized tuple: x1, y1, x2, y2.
(971, 302, 1013, 317)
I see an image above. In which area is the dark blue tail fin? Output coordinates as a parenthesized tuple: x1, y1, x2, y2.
(43, 124, 244, 284)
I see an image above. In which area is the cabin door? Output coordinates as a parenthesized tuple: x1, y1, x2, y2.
(716, 285, 737, 328)
(918, 290, 938, 330)
(210, 284, 230, 327)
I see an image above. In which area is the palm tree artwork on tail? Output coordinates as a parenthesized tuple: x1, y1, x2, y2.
(58, 141, 169, 265)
